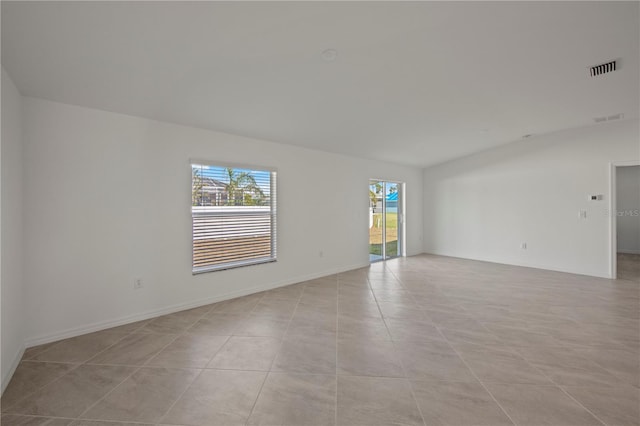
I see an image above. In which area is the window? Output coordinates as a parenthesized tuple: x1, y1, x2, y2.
(191, 161, 277, 274)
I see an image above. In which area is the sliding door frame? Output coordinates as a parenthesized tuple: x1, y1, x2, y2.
(369, 179, 405, 262)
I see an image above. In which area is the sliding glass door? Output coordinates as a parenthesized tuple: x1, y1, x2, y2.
(369, 180, 403, 262)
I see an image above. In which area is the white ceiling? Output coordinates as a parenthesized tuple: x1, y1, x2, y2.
(2, 1, 638, 168)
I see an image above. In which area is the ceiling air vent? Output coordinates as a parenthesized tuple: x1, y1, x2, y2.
(590, 60, 617, 77)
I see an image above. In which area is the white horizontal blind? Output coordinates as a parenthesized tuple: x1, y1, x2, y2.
(191, 162, 277, 274)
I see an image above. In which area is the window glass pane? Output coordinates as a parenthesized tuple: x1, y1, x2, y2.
(191, 163, 276, 273)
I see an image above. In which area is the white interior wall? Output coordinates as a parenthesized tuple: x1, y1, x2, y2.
(423, 119, 640, 278)
(21, 97, 423, 345)
(1, 69, 25, 390)
(616, 165, 640, 254)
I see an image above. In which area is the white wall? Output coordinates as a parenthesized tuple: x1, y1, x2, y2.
(1, 69, 24, 390)
(616, 165, 640, 254)
(22, 97, 423, 344)
(423, 119, 640, 278)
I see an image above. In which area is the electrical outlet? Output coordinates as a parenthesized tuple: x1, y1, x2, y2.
(133, 278, 143, 290)
(520, 242, 527, 250)
(319, 250, 324, 258)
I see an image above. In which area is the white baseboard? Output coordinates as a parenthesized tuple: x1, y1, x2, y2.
(420, 251, 611, 279)
(24, 262, 369, 348)
(1, 344, 25, 395)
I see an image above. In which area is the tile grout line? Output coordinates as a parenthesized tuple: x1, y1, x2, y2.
(509, 350, 610, 426)
(1, 363, 82, 414)
(370, 266, 428, 426)
(5, 258, 636, 424)
(555, 385, 610, 426)
(75, 330, 183, 421)
(397, 262, 615, 426)
(457, 302, 613, 426)
(80, 319, 152, 364)
(155, 367, 206, 425)
(150, 302, 224, 425)
(141, 303, 221, 367)
(74, 365, 142, 421)
(3, 322, 145, 414)
(432, 322, 519, 426)
(0, 414, 76, 423)
(244, 283, 305, 425)
(387, 268, 431, 426)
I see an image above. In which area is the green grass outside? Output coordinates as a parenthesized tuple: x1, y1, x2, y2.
(369, 240, 398, 257)
(369, 212, 399, 257)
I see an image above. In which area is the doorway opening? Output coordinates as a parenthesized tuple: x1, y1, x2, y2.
(611, 162, 640, 281)
(369, 180, 404, 262)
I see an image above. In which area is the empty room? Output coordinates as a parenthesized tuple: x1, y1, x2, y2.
(1, 2, 638, 426)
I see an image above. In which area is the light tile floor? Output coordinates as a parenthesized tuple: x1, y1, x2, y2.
(2, 254, 639, 426)
(619, 253, 640, 282)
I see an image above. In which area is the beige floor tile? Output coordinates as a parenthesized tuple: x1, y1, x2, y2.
(271, 336, 336, 374)
(337, 338, 403, 377)
(21, 343, 60, 360)
(385, 318, 444, 342)
(4, 255, 639, 426)
(298, 293, 338, 308)
(411, 380, 513, 426)
(207, 295, 262, 315)
(535, 323, 623, 348)
(513, 345, 621, 387)
(1, 362, 76, 410)
(70, 421, 153, 426)
(455, 344, 553, 385)
(337, 316, 390, 341)
(6, 365, 134, 418)
(87, 333, 176, 366)
(483, 324, 561, 347)
(424, 310, 480, 330)
(250, 299, 298, 320)
(371, 289, 416, 304)
(337, 375, 423, 426)
(337, 300, 381, 320)
(439, 326, 505, 346)
(486, 383, 603, 426)
(578, 347, 640, 387)
(262, 284, 305, 301)
(138, 312, 200, 334)
(233, 315, 290, 338)
(207, 336, 280, 371)
(161, 369, 266, 426)
(145, 334, 229, 368)
(82, 367, 199, 423)
(291, 305, 337, 322)
(377, 301, 427, 320)
(397, 340, 476, 382)
(248, 373, 336, 426)
(187, 314, 244, 335)
(286, 315, 337, 339)
(102, 320, 150, 334)
(0, 415, 73, 426)
(31, 332, 127, 363)
(563, 384, 640, 426)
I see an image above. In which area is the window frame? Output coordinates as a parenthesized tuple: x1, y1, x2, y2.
(190, 159, 277, 275)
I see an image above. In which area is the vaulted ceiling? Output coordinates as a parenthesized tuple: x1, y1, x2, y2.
(3, 1, 638, 167)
